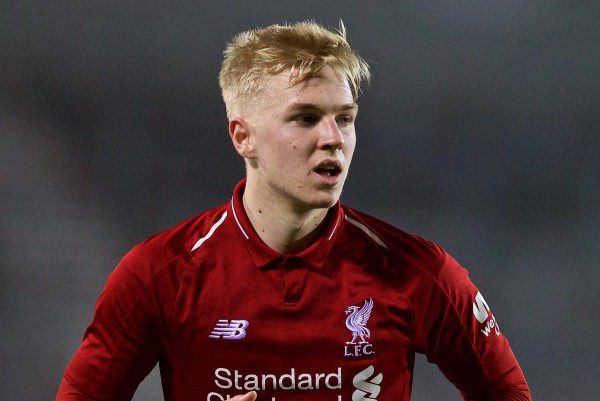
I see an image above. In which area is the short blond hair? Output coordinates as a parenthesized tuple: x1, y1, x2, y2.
(219, 21, 371, 119)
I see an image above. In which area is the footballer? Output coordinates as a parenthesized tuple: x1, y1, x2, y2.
(56, 21, 531, 401)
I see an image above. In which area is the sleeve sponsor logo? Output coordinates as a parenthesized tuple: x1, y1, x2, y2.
(472, 291, 500, 337)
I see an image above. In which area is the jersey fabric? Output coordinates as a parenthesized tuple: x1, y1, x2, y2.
(57, 179, 531, 401)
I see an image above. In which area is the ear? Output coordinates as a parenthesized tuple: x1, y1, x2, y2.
(229, 117, 257, 159)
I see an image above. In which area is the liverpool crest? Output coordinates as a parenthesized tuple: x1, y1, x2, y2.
(344, 298, 375, 357)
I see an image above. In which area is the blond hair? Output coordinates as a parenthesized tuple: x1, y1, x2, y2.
(219, 21, 371, 119)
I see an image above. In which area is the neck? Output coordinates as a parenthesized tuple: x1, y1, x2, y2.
(242, 181, 331, 254)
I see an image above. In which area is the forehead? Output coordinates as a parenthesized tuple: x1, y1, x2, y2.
(262, 67, 354, 109)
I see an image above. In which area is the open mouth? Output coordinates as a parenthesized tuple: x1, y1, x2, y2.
(314, 161, 342, 177)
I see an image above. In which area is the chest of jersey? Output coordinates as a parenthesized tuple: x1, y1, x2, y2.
(162, 246, 415, 401)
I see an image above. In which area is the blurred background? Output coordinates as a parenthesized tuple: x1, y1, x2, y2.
(1, 1, 598, 400)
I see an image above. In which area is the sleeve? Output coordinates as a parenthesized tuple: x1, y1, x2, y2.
(57, 253, 162, 401)
(55, 377, 95, 400)
(411, 248, 531, 401)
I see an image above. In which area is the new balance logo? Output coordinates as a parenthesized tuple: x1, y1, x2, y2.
(209, 320, 249, 340)
(352, 365, 383, 401)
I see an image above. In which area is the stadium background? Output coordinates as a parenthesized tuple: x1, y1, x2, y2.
(1, 1, 598, 400)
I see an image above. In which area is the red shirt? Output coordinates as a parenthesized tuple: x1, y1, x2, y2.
(58, 180, 531, 401)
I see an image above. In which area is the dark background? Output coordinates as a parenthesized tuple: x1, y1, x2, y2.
(1, 1, 598, 400)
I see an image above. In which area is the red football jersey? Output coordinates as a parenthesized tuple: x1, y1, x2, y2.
(57, 180, 530, 401)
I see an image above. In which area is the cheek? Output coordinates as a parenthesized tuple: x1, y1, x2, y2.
(344, 134, 357, 155)
(256, 127, 310, 169)
(288, 136, 312, 157)
(260, 142, 296, 170)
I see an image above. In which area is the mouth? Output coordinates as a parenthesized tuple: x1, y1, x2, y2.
(313, 160, 343, 178)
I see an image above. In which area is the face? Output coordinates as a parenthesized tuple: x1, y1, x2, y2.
(239, 67, 358, 212)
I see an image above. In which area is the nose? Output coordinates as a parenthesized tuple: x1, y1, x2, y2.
(317, 117, 344, 151)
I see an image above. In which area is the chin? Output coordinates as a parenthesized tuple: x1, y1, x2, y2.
(311, 199, 337, 209)
(303, 190, 341, 209)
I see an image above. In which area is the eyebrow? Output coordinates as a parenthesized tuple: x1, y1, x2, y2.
(286, 102, 358, 113)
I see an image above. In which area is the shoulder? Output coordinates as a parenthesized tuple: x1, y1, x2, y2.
(118, 202, 229, 281)
(342, 206, 447, 273)
(341, 208, 482, 323)
(341, 206, 474, 298)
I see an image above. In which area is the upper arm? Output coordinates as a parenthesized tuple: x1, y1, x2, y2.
(61, 255, 162, 401)
(412, 250, 531, 400)
(56, 377, 96, 401)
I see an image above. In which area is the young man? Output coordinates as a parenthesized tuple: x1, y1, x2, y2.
(57, 22, 531, 401)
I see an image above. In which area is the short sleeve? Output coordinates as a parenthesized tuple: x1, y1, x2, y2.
(411, 249, 531, 400)
(62, 253, 161, 401)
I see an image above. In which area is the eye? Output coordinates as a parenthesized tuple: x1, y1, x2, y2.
(336, 115, 354, 126)
(294, 114, 319, 126)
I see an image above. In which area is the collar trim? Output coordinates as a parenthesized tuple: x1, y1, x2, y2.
(231, 196, 249, 240)
(328, 213, 341, 240)
(228, 179, 343, 268)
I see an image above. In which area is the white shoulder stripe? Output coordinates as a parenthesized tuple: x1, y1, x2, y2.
(345, 215, 388, 249)
(191, 211, 228, 252)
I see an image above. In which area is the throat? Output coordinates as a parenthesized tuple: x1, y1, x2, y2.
(242, 193, 329, 254)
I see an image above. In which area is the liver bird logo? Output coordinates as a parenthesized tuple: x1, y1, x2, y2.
(345, 298, 374, 344)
